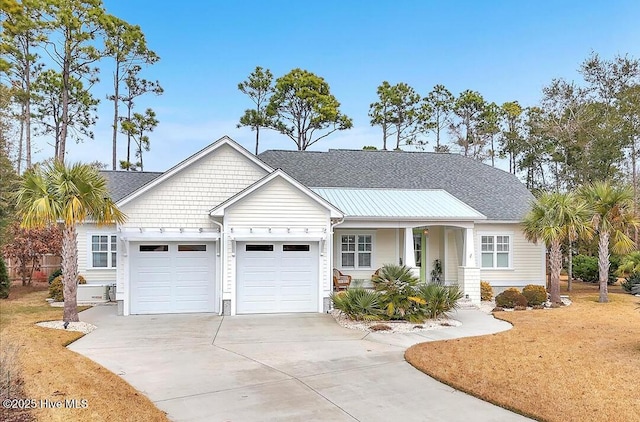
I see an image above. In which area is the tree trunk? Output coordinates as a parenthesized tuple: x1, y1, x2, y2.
(58, 30, 71, 163)
(25, 46, 31, 169)
(598, 230, 610, 303)
(255, 126, 259, 155)
(17, 105, 24, 174)
(549, 240, 562, 304)
(382, 124, 387, 150)
(491, 135, 495, 167)
(126, 100, 132, 169)
(567, 240, 573, 292)
(61, 224, 79, 322)
(112, 68, 120, 170)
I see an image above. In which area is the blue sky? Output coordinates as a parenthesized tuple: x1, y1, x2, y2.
(51, 0, 640, 172)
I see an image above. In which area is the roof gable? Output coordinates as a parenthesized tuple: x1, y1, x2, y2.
(258, 149, 534, 221)
(210, 169, 344, 219)
(116, 136, 272, 206)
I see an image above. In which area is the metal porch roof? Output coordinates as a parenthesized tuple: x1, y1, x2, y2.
(312, 188, 486, 220)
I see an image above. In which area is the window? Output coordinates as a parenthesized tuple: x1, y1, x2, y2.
(341, 234, 372, 268)
(139, 245, 169, 252)
(283, 244, 310, 252)
(91, 235, 117, 268)
(245, 244, 274, 252)
(178, 245, 207, 252)
(481, 235, 510, 268)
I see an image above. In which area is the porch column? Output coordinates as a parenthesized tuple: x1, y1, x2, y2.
(404, 227, 416, 268)
(463, 227, 476, 267)
(460, 227, 480, 304)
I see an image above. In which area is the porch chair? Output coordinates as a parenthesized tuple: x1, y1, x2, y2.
(333, 268, 352, 291)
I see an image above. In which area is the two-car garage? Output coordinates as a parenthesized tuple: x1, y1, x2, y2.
(128, 240, 320, 315)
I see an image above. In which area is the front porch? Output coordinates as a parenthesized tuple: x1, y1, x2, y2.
(332, 224, 481, 303)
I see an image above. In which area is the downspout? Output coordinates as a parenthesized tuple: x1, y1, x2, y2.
(210, 218, 224, 316)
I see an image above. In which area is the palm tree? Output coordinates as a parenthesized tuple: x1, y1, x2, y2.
(522, 191, 591, 304)
(581, 181, 640, 303)
(16, 162, 126, 322)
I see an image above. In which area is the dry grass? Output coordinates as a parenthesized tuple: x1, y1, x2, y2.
(0, 285, 169, 422)
(405, 281, 640, 422)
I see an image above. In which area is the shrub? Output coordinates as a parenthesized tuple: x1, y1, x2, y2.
(495, 288, 528, 309)
(572, 254, 618, 284)
(49, 274, 87, 302)
(522, 284, 547, 306)
(48, 268, 62, 284)
(480, 281, 493, 301)
(372, 264, 425, 322)
(417, 283, 463, 319)
(0, 256, 10, 299)
(331, 288, 382, 321)
(572, 254, 598, 282)
(49, 277, 64, 301)
(621, 273, 640, 294)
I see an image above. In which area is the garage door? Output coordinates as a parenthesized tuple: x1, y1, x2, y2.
(236, 242, 318, 314)
(130, 242, 217, 314)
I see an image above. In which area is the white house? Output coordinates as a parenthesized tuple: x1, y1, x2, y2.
(77, 136, 545, 316)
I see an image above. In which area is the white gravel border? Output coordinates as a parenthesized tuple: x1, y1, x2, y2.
(331, 310, 462, 333)
(36, 320, 96, 334)
(479, 296, 572, 314)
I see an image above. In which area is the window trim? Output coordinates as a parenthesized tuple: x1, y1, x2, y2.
(337, 231, 375, 270)
(87, 232, 118, 269)
(478, 233, 513, 270)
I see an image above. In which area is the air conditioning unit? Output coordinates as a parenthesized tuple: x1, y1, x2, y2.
(77, 284, 108, 303)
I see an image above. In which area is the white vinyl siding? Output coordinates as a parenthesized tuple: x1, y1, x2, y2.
(77, 223, 117, 284)
(120, 143, 267, 228)
(477, 223, 546, 287)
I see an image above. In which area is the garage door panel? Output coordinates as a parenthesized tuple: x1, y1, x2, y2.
(130, 241, 216, 314)
(237, 242, 318, 314)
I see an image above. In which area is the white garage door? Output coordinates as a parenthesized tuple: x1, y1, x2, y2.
(236, 242, 319, 314)
(130, 242, 217, 314)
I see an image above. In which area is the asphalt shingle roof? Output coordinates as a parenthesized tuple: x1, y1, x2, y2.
(99, 171, 163, 203)
(258, 149, 534, 221)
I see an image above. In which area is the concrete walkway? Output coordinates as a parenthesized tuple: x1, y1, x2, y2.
(69, 307, 532, 422)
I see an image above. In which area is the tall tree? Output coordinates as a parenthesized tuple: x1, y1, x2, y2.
(0, 0, 47, 171)
(237, 66, 273, 155)
(519, 107, 552, 191)
(267, 68, 352, 150)
(119, 65, 162, 169)
(119, 108, 157, 171)
(43, 0, 106, 162)
(500, 101, 524, 174)
(32, 69, 98, 152)
(581, 181, 640, 303)
(368, 81, 394, 150)
(16, 162, 125, 322)
(450, 90, 486, 158)
(423, 84, 454, 152)
(522, 191, 591, 304)
(103, 16, 159, 170)
(478, 101, 501, 167)
(369, 81, 424, 150)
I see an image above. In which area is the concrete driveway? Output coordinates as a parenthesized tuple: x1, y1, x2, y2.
(69, 306, 532, 422)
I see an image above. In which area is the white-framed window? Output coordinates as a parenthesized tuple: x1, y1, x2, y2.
(90, 234, 117, 268)
(340, 234, 373, 268)
(481, 235, 510, 268)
